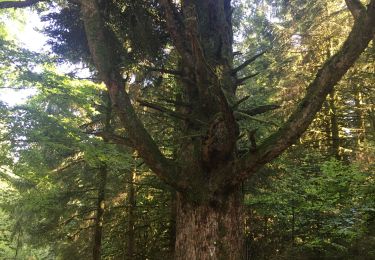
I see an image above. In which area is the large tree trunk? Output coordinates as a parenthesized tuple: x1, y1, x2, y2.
(175, 190, 243, 260)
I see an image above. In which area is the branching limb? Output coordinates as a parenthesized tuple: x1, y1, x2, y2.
(236, 73, 260, 85)
(232, 50, 266, 75)
(137, 99, 190, 121)
(137, 99, 205, 125)
(0, 0, 44, 9)
(229, 0, 375, 187)
(231, 96, 250, 109)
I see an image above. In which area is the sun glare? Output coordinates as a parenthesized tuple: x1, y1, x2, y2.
(0, 9, 47, 106)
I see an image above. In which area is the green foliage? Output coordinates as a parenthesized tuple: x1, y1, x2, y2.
(245, 151, 375, 259)
(41, 0, 168, 66)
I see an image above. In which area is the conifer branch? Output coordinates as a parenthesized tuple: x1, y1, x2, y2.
(232, 51, 266, 74)
(137, 99, 205, 125)
(231, 96, 250, 109)
(223, 0, 375, 189)
(137, 99, 189, 121)
(236, 73, 260, 85)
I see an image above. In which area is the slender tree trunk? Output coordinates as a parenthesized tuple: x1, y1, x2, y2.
(324, 24, 340, 159)
(291, 204, 295, 245)
(354, 85, 365, 145)
(175, 189, 243, 260)
(14, 230, 21, 260)
(329, 90, 340, 159)
(124, 169, 136, 260)
(93, 164, 108, 260)
(169, 191, 177, 259)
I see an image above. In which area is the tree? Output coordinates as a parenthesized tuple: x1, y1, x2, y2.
(1, 0, 375, 258)
(0, 51, 175, 258)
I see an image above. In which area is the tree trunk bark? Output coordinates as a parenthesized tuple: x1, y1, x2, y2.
(175, 190, 243, 260)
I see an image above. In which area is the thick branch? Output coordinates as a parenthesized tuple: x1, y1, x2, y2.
(159, 0, 191, 64)
(138, 99, 205, 125)
(137, 99, 189, 121)
(229, 0, 375, 187)
(80, 0, 183, 189)
(345, 0, 366, 19)
(232, 51, 266, 75)
(0, 0, 43, 9)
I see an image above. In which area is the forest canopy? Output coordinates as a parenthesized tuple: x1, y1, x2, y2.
(0, 0, 374, 259)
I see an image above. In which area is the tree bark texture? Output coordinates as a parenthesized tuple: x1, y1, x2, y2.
(175, 190, 243, 260)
